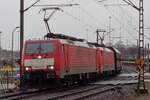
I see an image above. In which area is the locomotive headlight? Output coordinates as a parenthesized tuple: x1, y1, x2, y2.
(38, 55, 42, 59)
(25, 66, 32, 71)
(47, 65, 54, 70)
(50, 66, 54, 70)
(26, 67, 29, 71)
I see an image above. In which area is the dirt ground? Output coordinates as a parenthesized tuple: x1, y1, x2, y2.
(128, 82, 150, 100)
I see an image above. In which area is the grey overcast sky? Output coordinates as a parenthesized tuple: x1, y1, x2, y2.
(0, 0, 149, 50)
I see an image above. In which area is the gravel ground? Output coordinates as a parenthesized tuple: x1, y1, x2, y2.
(128, 82, 150, 100)
(124, 65, 150, 100)
(20, 84, 136, 100)
(83, 85, 136, 100)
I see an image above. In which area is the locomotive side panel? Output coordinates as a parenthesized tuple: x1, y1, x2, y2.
(54, 41, 62, 78)
(60, 44, 97, 78)
(96, 49, 104, 73)
(108, 47, 122, 73)
(103, 48, 115, 72)
(115, 49, 122, 72)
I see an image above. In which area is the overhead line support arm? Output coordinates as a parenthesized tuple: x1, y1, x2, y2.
(122, 0, 139, 11)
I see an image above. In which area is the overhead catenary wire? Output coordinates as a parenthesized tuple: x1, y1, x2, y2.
(34, 4, 80, 7)
(113, 0, 139, 39)
(38, 1, 130, 38)
(27, 0, 140, 45)
(116, 0, 138, 29)
(116, 0, 132, 19)
(68, 0, 109, 29)
(77, 4, 108, 29)
(62, 10, 95, 29)
(134, 28, 150, 42)
(114, 0, 134, 25)
(37, 1, 97, 30)
(104, 6, 138, 42)
(144, 35, 150, 41)
(91, 0, 138, 44)
(93, 0, 109, 3)
(81, 0, 138, 44)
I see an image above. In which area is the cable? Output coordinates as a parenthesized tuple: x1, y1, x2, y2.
(67, 0, 108, 29)
(92, 0, 109, 3)
(63, 10, 95, 29)
(91, 0, 138, 44)
(116, 0, 137, 28)
(38, 1, 98, 30)
(104, 6, 138, 41)
(92, 0, 139, 44)
(144, 35, 150, 41)
(77, 4, 108, 28)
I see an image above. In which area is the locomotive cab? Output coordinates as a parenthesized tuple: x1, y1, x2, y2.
(21, 40, 59, 87)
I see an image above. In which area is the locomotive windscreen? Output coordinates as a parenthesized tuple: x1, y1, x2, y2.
(25, 42, 54, 54)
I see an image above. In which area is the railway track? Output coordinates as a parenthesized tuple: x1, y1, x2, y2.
(0, 82, 135, 100)
(0, 83, 135, 100)
(0, 85, 135, 100)
(0, 88, 51, 100)
(46, 85, 122, 100)
(0, 84, 96, 100)
(122, 64, 137, 74)
(0, 85, 67, 100)
(1, 84, 114, 100)
(47, 85, 104, 100)
(22, 84, 102, 100)
(0, 64, 137, 100)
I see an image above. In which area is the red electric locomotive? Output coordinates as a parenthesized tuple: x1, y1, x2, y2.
(20, 33, 122, 87)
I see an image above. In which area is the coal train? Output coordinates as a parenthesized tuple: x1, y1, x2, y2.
(20, 33, 122, 87)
